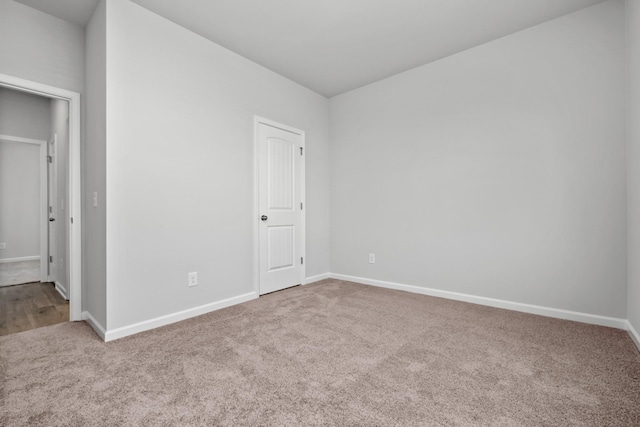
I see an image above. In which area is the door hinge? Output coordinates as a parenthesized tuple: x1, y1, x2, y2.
(47, 155, 52, 163)
(301, 257, 304, 265)
(300, 202, 303, 210)
(49, 206, 53, 213)
(70, 217, 74, 224)
(300, 147, 303, 156)
(49, 256, 53, 263)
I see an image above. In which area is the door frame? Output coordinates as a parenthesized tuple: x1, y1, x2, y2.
(253, 116, 306, 296)
(0, 135, 49, 282)
(47, 134, 57, 281)
(0, 73, 82, 321)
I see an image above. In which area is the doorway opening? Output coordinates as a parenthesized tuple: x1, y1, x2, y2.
(0, 73, 82, 332)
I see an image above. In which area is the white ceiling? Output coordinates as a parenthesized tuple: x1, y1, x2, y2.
(16, 0, 606, 97)
(15, 0, 99, 27)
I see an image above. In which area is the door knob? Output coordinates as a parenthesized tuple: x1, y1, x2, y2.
(49, 218, 55, 222)
(261, 215, 268, 221)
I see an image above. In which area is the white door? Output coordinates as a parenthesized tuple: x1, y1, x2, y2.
(47, 135, 57, 281)
(258, 121, 304, 295)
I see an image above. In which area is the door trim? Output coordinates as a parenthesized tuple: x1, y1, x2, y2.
(0, 135, 48, 282)
(0, 73, 82, 322)
(253, 116, 306, 296)
(47, 134, 57, 281)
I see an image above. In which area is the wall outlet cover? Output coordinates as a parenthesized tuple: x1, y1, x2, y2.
(188, 272, 198, 287)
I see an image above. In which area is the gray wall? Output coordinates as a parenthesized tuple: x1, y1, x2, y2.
(104, 0, 330, 330)
(329, 1, 627, 318)
(627, 0, 640, 335)
(0, 87, 50, 140)
(84, 0, 107, 328)
(0, 0, 84, 94)
(0, 88, 51, 260)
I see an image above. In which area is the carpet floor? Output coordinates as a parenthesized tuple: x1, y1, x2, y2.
(0, 260, 40, 287)
(1, 280, 639, 426)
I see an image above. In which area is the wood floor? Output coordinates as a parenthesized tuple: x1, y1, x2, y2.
(0, 282, 69, 336)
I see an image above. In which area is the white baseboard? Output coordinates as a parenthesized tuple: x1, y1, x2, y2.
(305, 272, 331, 284)
(0, 255, 40, 264)
(103, 291, 258, 342)
(330, 273, 629, 330)
(82, 311, 107, 341)
(627, 321, 640, 352)
(55, 281, 68, 300)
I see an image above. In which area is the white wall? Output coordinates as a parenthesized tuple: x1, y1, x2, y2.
(84, 0, 107, 327)
(0, 87, 51, 260)
(627, 0, 640, 335)
(50, 98, 69, 293)
(330, 1, 627, 318)
(0, 0, 84, 94)
(0, 140, 40, 260)
(104, 0, 330, 330)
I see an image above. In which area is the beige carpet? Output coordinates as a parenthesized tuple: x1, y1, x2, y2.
(1, 280, 639, 426)
(0, 259, 40, 287)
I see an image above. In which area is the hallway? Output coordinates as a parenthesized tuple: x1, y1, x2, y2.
(0, 282, 68, 336)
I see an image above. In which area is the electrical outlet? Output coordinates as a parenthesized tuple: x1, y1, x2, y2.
(0, 243, 5, 250)
(369, 253, 375, 264)
(188, 272, 198, 287)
